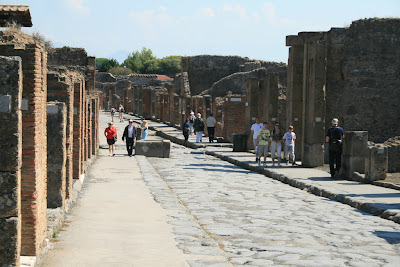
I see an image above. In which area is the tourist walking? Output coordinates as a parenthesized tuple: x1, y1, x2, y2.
(193, 113, 204, 143)
(104, 122, 117, 156)
(250, 117, 263, 163)
(118, 104, 124, 122)
(122, 119, 137, 157)
(206, 113, 216, 143)
(270, 122, 284, 166)
(283, 125, 296, 165)
(182, 117, 190, 147)
(142, 120, 148, 140)
(256, 122, 271, 168)
(326, 118, 345, 179)
(188, 111, 195, 136)
(110, 106, 116, 122)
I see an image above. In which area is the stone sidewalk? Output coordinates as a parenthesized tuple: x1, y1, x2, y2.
(124, 114, 400, 224)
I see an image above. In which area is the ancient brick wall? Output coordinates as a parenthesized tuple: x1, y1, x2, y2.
(181, 55, 249, 95)
(222, 95, 246, 142)
(213, 97, 224, 138)
(0, 56, 22, 266)
(326, 19, 400, 143)
(46, 102, 66, 210)
(0, 43, 48, 256)
(73, 82, 84, 181)
(48, 47, 88, 67)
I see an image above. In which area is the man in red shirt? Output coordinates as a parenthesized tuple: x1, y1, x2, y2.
(104, 122, 117, 156)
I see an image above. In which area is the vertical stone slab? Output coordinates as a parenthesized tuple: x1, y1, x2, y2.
(47, 102, 67, 210)
(245, 78, 259, 149)
(0, 56, 22, 266)
(163, 93, 170, 123)
(213, 97, 224, 138)
(142, 87, 151, 119)
(204, 95, 212, 118)
(138, 86, 143, 116)
(260, 73, 279, 126)
(365, 145, 388, 182)
(301, 34, 327, 167)
(286, 42, 304, 160)
(151, 88, 155, 119)
(341, 131, 368, 178)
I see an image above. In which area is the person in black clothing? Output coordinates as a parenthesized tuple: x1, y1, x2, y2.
(182, 117, 190, 147)
(122, 119, 137, 157)
(326, 118, 345, 179)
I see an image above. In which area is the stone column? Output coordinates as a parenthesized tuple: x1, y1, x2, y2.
(47, 102, 67, 210)
(73, 82, 83, 181)
(286, 36, 304, 160)
(245, 78, 260, 149)
(341, 131, 368, 178)
(301, 32, 327, 167)
(365, 145, 388, 182)
(259, 73, 279, 126)
(0, 56, 22, 266)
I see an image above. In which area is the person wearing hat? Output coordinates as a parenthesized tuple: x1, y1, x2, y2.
(193, 113, 205, 142)
(326, 118, 345, 179)
(206, 113, 216, 143)
(104, 121, 117, 156)
(188, 111, 195, 136)
(122, 119, 137, 157)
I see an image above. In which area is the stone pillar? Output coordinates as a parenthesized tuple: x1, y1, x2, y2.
(286, 36, 304, 160)
(47, 73, 74, 201)
(87, 97, 93, 160)
(213, 97, 224, 138)
(142, 87, 151, 119)
(133, 85, 138, 115)
(204, 95, 212, 118)
(259, 72, 279, 126)
(151, 88, 155, 119)
(301, 33, 327, 167)
(47, 102, 67, 210)
(246, 78, 260, 149)
(341, 131, 368, 178)
(86, 57, 96, 92)
(0, 56, 22, 266)
(365, 145, 388, 182)
(138, 86, 143, 116)
(73, 82, 83, 181)
(163, 93, 170, 123)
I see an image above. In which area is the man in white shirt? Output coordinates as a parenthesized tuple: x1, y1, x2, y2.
(122, 119, 137, 157)
(250, 117, 263, 163)
(206, 113, 217, 143)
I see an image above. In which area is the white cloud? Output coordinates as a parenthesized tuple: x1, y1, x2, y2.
(221, 4, 247, 18)
(65, 0, 90, 14)
(197, 8, 215, 18)
(261, 2, 277, 23)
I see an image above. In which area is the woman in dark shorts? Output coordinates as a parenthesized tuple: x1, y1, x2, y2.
(104, 122, 117, 156)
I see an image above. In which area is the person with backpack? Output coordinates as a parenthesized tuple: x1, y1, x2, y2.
(193, 113, 204, 143)
(326, 118, 345, 179)
(110, 106, 116, 122)
(188, 111, 195, 136)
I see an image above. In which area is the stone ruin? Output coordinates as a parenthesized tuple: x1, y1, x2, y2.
(0, 5, 100, 266)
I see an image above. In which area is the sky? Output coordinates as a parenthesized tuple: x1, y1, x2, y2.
(1, 0, 399, 64)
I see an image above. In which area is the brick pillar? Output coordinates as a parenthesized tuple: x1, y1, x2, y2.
(213, 97, 224, 138)
(163, 93, 170, 123)
(81, 83, 86, 175)
(138, 86, 143, 116)
(46, 102, 67, 210)
(73, 82, 83, 180)
(286, 37, 304, 160)
(87, 97, 93, 159)
(47, 73, 74, 201)
(301, 34, 327, 167)
(223, 95, 246, 142)
(133, 85, 138, 115)
(0, 44, 50, 257)
(151, 88, 155, 119)
(91, 97, 99, 156)
(0, 56, 22, 266)
(84, 98, 89, 162)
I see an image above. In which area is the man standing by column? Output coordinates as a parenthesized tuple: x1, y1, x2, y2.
(206, 113, 216, 143)
(250, 117, 263, 163)
(122, 119, 137, 157)
(326, 118, 344, 179)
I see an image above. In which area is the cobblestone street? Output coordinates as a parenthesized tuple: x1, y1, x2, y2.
(140, 143, 400, 266)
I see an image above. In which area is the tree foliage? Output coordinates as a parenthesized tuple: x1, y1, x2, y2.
(108, 66, 133, 76)
(123, 47, 181, 78)
(96, 58, 119, 72)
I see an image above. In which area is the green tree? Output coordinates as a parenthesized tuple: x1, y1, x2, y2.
(143, 59, 161, 74)
(123, 47, 156, 73)
(96, 58, 119, 72)
(108, 66, 133, 76)
(158, 56, 181, 78)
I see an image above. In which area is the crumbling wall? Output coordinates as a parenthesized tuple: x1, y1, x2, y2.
(384, 136, 400, 172)
(48, 46, 88, 67)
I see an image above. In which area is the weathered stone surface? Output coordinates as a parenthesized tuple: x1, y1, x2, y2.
(135, 140, 170, 158)
(365, 145, 388, 181)
(0, 172, 19, 218)
(0, 218, 19, 266)
(384, 136, 400, 173)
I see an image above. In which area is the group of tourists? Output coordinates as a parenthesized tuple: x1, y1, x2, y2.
(182, 111, 216, 145)
(251, 116, 345, 179)
(104, 106, 149, 156)
(251, 117, 296, 168)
